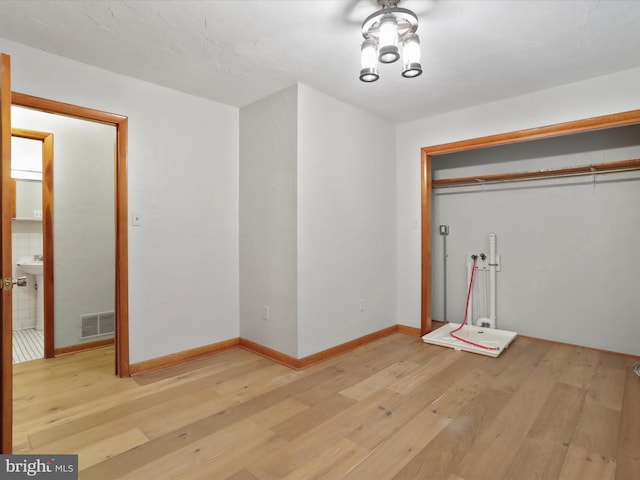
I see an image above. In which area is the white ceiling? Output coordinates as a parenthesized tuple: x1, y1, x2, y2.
(1, 0, 639, 123)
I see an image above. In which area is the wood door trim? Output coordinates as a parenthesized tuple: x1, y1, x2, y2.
(1, 53, 12, 454)
(420, 109, 640, 335)
(12, 92, 129, 377)
(8, 179, 15, 218)
(11, 128, 55, 358)
(42, 133, 54, 358)
(115, 118, 129, 377)
(420, 150, 432, 335)
(423, 110, 640, 156)
(11, 93, 127, 126)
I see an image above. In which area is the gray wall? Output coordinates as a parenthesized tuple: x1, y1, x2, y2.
(431, 125, 640, 355)
(396, 66, 640, 356)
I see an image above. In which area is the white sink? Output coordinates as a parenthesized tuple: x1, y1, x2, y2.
(16, 258, 45, 331)
(17, 260, 43, 276)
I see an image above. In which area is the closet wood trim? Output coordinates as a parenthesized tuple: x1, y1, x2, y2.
(424, 110, 640, 156)
(420, 109, 640, 336)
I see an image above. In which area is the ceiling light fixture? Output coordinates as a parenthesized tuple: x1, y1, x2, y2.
(359, 0, 422, 82)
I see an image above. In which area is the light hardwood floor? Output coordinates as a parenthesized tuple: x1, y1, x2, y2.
(12, 333, 640, 480)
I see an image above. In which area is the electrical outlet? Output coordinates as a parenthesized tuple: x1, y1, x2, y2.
(359, 298, 365, 312)
(262, 306, 270, 321)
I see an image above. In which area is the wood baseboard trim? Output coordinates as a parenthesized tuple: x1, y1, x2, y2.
(54, 338, 115, 356)
(239, 338, 300, 369)
(132, 326, 412, 374)
(396, 324, 422, 336)
(123, 324, 638, 378)
(129, 337, 240, 376)
(297, 325, 399, 369)
(518, 334, 640, 360)
(239, 325, 402, 370)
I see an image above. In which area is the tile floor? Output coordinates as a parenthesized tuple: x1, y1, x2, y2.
(13, 328, 44, 364)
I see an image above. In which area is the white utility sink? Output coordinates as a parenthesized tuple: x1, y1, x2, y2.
(17, 259, 43, 276)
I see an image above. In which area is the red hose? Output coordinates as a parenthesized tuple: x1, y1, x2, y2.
(450, 257, 498, 351)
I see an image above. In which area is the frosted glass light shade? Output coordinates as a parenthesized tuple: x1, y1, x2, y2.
(361, 40, 378, 69)
(378, 15, 399, 63)
(403, 33, 420, 64)
(358, 3, 421, 81)
(360, 40, 379, 82)
(402, 33, 422, 78)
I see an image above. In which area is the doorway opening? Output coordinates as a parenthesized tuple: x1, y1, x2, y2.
(10, 128, 53, 363)
(2, 86, 129, 454)
(10, 92, 130, 379)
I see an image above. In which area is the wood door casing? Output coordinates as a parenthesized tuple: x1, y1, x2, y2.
(10, 93, 130, 378)
(1, 53, 13, 454)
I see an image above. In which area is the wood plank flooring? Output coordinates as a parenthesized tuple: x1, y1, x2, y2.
(12, 333, 640, 480)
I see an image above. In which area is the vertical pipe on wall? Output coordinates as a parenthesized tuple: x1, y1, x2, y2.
(440, 225, 449, 322)
(488, 233, 497, 329)
(443, 233, 447, 322)
(465, 254, 473, 325)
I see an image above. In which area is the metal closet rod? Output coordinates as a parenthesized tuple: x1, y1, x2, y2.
(432, 158, 640, 189)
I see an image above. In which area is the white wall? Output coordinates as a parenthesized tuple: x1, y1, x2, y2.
(239, 85, 299, 358)
(1, 38, 240, 363)
(297, 84, 396, 357)
(8, 33, 639, 361)
(396, 67, 640, 355)
(12, 107, 116, 349)
(240, 83, 396, 359)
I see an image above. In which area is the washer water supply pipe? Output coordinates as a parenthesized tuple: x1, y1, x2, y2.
(488, 233, 497, 328)
(465, 251, 487, 326)
(450, 256, 498, 351)
(440, 225, 450, 322)
(465, 254, 474, 325)
(423, 233, 516, 357)
(478, 233, 497, 329)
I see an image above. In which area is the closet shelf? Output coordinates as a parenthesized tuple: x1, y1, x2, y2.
(433, 158, 640, 188)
